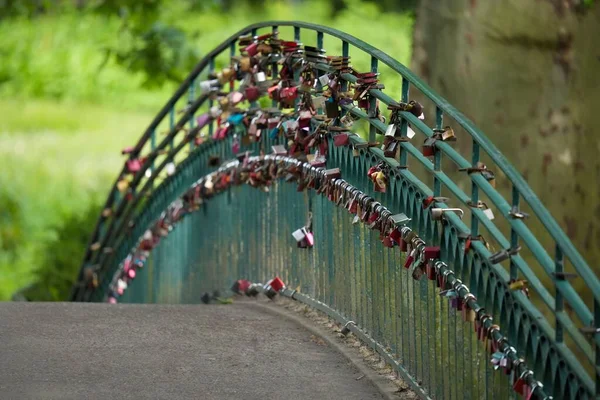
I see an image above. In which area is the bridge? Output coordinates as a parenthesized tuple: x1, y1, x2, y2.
(35, 21, 597, 399)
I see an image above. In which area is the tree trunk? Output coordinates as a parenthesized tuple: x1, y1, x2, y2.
(411, 0, 600, 282)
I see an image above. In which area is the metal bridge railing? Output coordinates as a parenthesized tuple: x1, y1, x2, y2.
(72, 22, 598, 400)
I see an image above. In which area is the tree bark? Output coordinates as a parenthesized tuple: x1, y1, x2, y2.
(411, 0, 600, 288)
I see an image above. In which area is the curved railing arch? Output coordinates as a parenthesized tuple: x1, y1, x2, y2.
(72, 22, 598, 399)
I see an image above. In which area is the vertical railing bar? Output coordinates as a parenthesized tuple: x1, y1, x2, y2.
(229, 42, 236, 92)
(208, 57, 215, 138)
(271, 25, 279, 109)
(510, 185, 520, 280)
(434, 107, 443, 196)
(188, 78, 196, 151)
(399, 77, 409, 167)
(368, 56, 378, 143)
(595, 299, 600, 398)
(316, 30, 323, 50)
(150, 128, 156, 186)
(470, 140, 480, 236)
(420, 280, 426, 388)
(555, 244, 564, 343)
(409, 266, 414, 380)
(294, 26, 300, 42)
(425, 281, 431, 392)
(169, 106, 175, 150)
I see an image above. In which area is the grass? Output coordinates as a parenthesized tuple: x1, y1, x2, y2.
(0, 0, 413, 300)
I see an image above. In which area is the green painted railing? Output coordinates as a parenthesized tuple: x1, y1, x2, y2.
(71, 22, 598, 400)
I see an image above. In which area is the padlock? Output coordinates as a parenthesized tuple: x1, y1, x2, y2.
(407, 100, 424, 119)
(424, 246, 440, 260)
(126, 159, 143, 173)
(244, 42, 258, 57)
(333, 133, 350, 147)
(373, 171, 387, 193)
(404, 248, 416, 269)
(440, 126, 456, 141)
(325, 100, 340, 118)
(270, 277, 286, 292)
(245, 86, 260, 102)
(422, 137, 437, 157)
(383, 137, 399, 158)
(385, 123, 397, 137)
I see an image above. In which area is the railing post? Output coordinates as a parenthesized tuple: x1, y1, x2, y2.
(341, 40, 348, 92)
(510, 185, 520, 279)
(208, 57, 215, 137)
(169, 106, 175, 150)
(470, 140, 480, 237)
(555, 244, 564, 343)
(272, 25, 279, 108)
(188, 79, 196, 150)
(229, 42, 236, 92)
(150, 128, 156, 185)
(340, 40, 349, 119)
(434, 107, 443, 197)
(596, 299, 600, 397)
(317, 31, 323, 50)
(399, 77, 409, 167)
(368, 56, 378, 143)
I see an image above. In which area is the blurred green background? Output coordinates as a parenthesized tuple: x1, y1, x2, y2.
(1, 0, 598, 303)
(0, 0, 415, 301)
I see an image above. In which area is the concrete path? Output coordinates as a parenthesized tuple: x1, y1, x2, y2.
(0, 302, 386, 400)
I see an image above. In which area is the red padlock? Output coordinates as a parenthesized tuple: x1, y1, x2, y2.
(334, 133, 349, 147)
(270, 277, 286, 292)
(245, 86, 260, 102)
(404, 249, 416, 269)
(382, 235, 394, 248)
(422, 196, 435, 208)
(424, 246, 440, 260)
(389, 228, 402, 246)
(422, 137, 437, 157)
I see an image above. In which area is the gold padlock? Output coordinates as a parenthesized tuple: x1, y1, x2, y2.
(239, 57, 251, 72)
(116, 179, 129, 193)
(218, 67, 235, 84)
(441, 126, 456, 141)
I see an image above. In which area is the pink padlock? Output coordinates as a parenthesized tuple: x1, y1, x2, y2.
(304, 230, 315, 247)
(126, 159, 142, 173)
(245, 42, 258, 57)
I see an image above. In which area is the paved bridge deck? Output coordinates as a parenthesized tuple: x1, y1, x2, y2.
(0, 302, 389, 400)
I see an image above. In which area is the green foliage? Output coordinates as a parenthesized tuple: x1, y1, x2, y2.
(0, 12, 173, 111)
(0, 99, 152, 300)
(106, 22, 200, 88)
(93, 0, 201, 87)
(15, 199, 101, 302)
(0, 0, 413, 301)
(0, 190, 24, 261)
